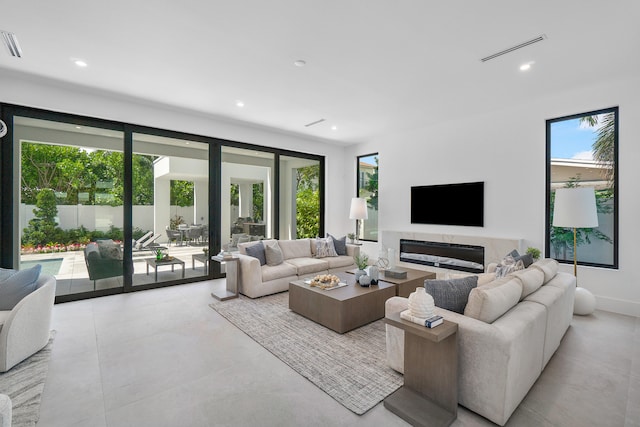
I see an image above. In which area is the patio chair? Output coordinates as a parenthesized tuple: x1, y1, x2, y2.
(166, 227, 182, 246)
(187, 226, 203, 245)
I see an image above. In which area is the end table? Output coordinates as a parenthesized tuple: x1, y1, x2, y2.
(211, 255, 239, 301)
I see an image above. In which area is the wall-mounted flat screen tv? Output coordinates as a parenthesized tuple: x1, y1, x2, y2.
(411, 181, 484, 227)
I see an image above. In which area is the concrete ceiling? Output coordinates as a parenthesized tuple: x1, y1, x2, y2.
(1, 1, 638, 145)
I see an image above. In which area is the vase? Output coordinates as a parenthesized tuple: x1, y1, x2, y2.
(388, 248, 396, 269)
(408, 287, 435, 319)
(355, 269, 366, 282)
(358, 275, 371, 287)
(368, 265, 379, 285)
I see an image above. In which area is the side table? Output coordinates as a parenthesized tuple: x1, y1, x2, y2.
(211, 255, 239, 301)
(384, 311, 458, 427)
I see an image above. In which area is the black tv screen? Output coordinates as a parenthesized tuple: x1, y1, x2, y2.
(411, 182, 484, 227)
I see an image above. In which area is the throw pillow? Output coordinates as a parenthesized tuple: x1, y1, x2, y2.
(495, 255, 525, 278)
(327, 233, 347, 256)
(315, 237, 338, 258)
(0, 268, 15, 281)
(97, 240, 123, 260)
(424, 276, 478, 314)
(505, 249, 533, 268)
(265, 242, 284, 266)
(245, 241, 267, 266)
(0, 264, 42, 310)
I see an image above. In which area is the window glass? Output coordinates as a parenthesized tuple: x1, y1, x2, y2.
(357, 153, 378, 242)
(546, 107, 618, 268)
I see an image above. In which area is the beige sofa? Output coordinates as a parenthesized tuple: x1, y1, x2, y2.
(385, 259, 575, 426)
(236, 238, 360, 298)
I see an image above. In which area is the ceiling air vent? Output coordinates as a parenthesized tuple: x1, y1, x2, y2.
(480, 34, 546, 63)
(1, 31, 22, 58)
(304, 118, 325, 128)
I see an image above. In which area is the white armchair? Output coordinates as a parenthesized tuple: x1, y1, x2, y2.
(0, 394, 10, 427)
(0, 274, 56, 372)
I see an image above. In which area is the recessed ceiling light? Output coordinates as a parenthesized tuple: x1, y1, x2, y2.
(294, 60, 306, 67)
(236, 101, 245, 108)
(75, 126, 82, 129)
(331, 126, 337, 131)
(519, 61, 535, 71)
(185, 142, 190, 145)
(74, 59, 88, 67)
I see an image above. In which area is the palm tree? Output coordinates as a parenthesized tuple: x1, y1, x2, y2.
(579, 112, 615, 190)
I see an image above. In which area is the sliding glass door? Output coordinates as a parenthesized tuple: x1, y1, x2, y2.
(221, 147, 274, 248)
(15, 116, 125, 296)
(132, 133, 210, 286)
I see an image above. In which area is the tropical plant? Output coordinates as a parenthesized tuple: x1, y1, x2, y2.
(363, 156, 379, 210)
(354, 253, 369, 270)
(579, 112, 615, 190)
(550, 176, 612, 260)
(526, 247, 541, 260)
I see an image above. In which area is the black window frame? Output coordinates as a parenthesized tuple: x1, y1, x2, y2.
(356, 152, 378, 243)
(545, 106, 619, 270)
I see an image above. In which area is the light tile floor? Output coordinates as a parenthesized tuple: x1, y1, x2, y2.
(38, 281, 640, 427)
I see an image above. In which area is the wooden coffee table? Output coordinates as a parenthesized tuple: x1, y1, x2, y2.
(347, 266, 436, 298)
(289, 272, 396, 334)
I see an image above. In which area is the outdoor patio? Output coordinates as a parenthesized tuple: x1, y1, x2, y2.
(21, 243, 216, 296)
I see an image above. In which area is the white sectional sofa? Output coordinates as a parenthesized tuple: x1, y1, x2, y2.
(385, 259, 575, 426)
(236, 238, 360, 298)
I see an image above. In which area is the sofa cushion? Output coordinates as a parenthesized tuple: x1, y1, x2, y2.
(261, 262, 298, 282)
(285, 258, 329, 276)
(279, 239, 312, 260)
(325, 255, 354, 270)
(530, 259, 559, 283)
(0, 264, 42, 310)
(464, 276, 523, 323)
(265, 242, 284, 266)
(327, 234, 347, 256)
(315, 237, 338, 258)
(510, 267, 545, 300)
(424, 276, 478, 314)
(245, 241, 266, 266)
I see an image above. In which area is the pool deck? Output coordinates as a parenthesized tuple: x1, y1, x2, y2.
(20, 244, 216, 296)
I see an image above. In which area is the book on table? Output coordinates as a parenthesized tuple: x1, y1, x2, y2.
(400, 310, 444, 328)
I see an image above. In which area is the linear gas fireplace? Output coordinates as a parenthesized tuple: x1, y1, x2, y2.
(399, 239, 485, 273)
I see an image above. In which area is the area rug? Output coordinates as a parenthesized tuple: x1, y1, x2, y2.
(0, 332, 55, 427)
(210, 293, 403, 414)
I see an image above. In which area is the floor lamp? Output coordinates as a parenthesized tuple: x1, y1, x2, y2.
(349, 197, 368, 244)
(552, 187, 598, 315)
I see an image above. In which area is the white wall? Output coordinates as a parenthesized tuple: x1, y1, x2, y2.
(347, 74, 640, 317)
(1, 70, 352, 242)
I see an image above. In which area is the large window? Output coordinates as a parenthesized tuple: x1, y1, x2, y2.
(546, 107, 618, 269)
(357, 153, 378, 242)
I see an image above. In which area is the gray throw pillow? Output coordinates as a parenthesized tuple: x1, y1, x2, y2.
(505, 249, 533, 268)
(245, 241, 266, 266)
(265, 242, 284, 266)
(327, 233, 347, 256)
(424, 275, 478, 314)
(0, 264, 42, 310)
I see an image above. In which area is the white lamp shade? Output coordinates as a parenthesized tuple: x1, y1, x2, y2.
(349, 197, 369, 220)
(552, 187, 599, 228)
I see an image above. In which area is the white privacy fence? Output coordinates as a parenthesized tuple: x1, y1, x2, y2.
(19, 204, 195, 234)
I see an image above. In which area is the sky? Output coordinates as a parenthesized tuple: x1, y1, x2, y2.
(550, 115, 602, 160)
